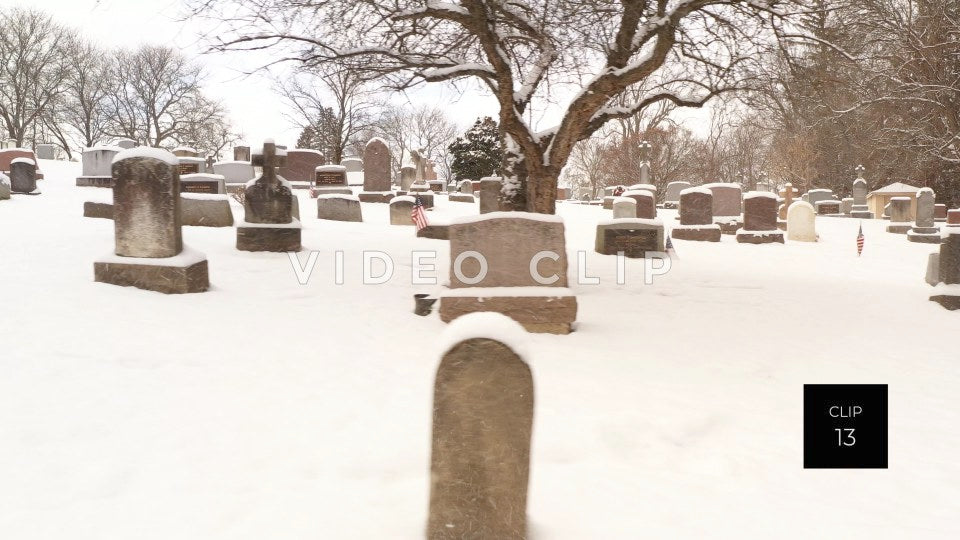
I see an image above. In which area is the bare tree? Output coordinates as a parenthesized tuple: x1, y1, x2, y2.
(174, 94, 239, 160)
(187, 0, 801, 214)
(367, 104, 458, 178)
(0, 7, 70, 147)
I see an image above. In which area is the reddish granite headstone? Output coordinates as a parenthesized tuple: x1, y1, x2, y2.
(363, 138, 392, 191)
(280, 149, 325, 183)
(743, 194, 778, 231)
(679, 190, 713, 226)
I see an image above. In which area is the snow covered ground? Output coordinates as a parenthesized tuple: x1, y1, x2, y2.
(1, 159, 957, 539)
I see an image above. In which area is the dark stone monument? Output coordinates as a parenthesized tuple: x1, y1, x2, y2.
(9, 158, 39, 194)
(358, 138, 393, 202)
(280, 149, 325, 183)
(672, 188, 721, 242)
(93, 148, 209, 294)
(595, 219, 665, 257)
(737, 192, 784, 244)
(479, 176, 502, 214)
(236, 141, 302, 252)
(233, 145, 251, 161)
(622, 190, 656, 219)
(428, 316, 533, 539)
(180, 173, 225, 194)
(815, 200, 841, 215)
(930, 231, 960, 309)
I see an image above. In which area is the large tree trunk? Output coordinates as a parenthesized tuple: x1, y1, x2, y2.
(526, 170, 558, 214)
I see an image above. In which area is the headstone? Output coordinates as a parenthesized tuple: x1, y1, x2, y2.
(621, 190, 656, 219)
(362, 138, 392, 192)
(116, 138, 136, 150)
(205, 156, 216, 173)
(424, 160, 438, 181)
(36, 144, 56, 160)
(930, 230, 960, 309)
(672, 187, 721, 241)
(449, 193, 475, 203)
(0, 148, 43, 179)
(428, 180, 445, 193)
(595, 218, 665, 258)
(458, 179, 474, 194)
(280, 149, 325, 183)
(850, 165, 873, 218)
(177, 157, 205, 176)
(736, 192, 784, 244)
(180, 173, 225, 194)
(612, 197, 637, 218)
(233, 145, 251, 161)
(93, 148, 209, 294)
(663, 181, 691, 209)
(786, 201, 817, 242)
(428, 313, 533, 540)
(778, 183, 796, 221)
(317, 194, 362, 222)
(341, 157, 363, 173)
(807, 189, 835, 209)
(908, 187, 939, 243)
(181, 194, 235, 227)
(172, 146, 199, 157)
(947, 209, 960, 228)
(439, 213, 577, 334)
(705, 183, 742, 234)
(840, 198, 853, 215)
(9, 158, 39, 194)
(934, 204, 947, 222)
(638, 140, 652, 184)
(400, 165, 416, 190)
(479, 177, 502, 214)
(815, 200, 841, 215)
(314, 165, 348, 186)
(0, 174, 10, 200)
(886, 197, 912, 234)
(214, 161, 256, 186)
(602, 196, 616, 210)
(236, 140, 302, 252)
(389, 196, 416, 226)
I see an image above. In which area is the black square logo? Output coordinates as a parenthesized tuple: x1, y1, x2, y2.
(804, 384, 888, 469)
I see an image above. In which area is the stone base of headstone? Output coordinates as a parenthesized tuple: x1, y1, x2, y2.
(439, 292, 577, 334)
(595, 219, 665, 257)
(930, 293, 960, 310)
(907, 228, 941, 243)
(236, 220, 302, 252)
(76, 176, 114, 188)
(94, 249, 209, 294)
(449, 193, 475, 203)
(714, 218, 741, 234)
(181, 194, 234, 227)
(417, 224, 449, 240)
(409, 183, 431, 193)
(736, 230, 785, 244)
(309, 187, 353, 198)
(357, 191, 394, 203)
(777, 219, 787, 231)
(886, 223, 911, 234)
(671, 224, 721, 242)
(84, 201, 114, 219)
(317, 195, 363, 222)
(11, 188, 40, 195)
(663, 202, 679, 209)
(925, 253, 940, 286)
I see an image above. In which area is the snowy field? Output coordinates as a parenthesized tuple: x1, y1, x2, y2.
(1, 159, 958, 539)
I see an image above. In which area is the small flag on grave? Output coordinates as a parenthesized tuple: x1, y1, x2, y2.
(666, 233, 678, 259)
(857, 222, 865, 256)
(412, 195, 428, 232)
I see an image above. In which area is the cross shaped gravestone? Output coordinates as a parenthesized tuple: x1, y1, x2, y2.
(251, 141, 286, 186)
(855, 164, 865, 179)
(237, 140, 301, 251)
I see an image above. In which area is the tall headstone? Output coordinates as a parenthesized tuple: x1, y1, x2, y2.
(638, 140, 652, 185)
(663, 181, 691, 209)
(672, 187, 721, 241)
(9, 158, 39, 194)
(236, 140, 302, 252)
(786, 201, 817, 242)
(886, 197, 912, 234)
(233, 145, 251, 162)
(438, 213, 577, 333)
(428, 313, 533, 540)
(93, 148, 209, 293)
(359, 138, 393, 202)
(400, 165, 416, 190)
(736, 192, 784, 244)
(850, 165, 873, 218)
(908, 187, 939, 243)
(479, 176, 502, 214)
(0, 174, 9, 200)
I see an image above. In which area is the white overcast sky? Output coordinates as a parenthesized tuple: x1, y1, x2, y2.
(5, 0, 708, 149)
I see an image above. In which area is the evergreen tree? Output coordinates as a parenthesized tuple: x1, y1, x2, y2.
(448, 117, 502, 181)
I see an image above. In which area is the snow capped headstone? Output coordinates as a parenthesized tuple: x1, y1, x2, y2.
(172, 146, 199, 158)
(0, 148, 43, 180)
(115, 138, 136, 150)
(947, 209, 960, 228)
(815, 200, 840, 215)
(672, 188, 721, 242)
(786, 201, 817, 242)
(908, 188, 939, 243)
(704, 183, 742, 233)
(621, 190, 656, 219)
(177, 156, 205, 175)
(806, 188, 835, 210)
(362, 138, 391, 193)
(9, 158, 39, 195)
(929, 230, 960, 309)
(439, 212, 577, 334)
(886, 197, 912, 234)
(778, 183, 797, 221)
(850, 165, 873, 218)
(840, 198, 853, 215)
(317, 194, 362, 222)
(236, 140, 302, 252)
(478, 176, 502, 214)
(595, 217, 665, 258)
(180, 173, 225, 194)
(93, 148, 209, 294)
(0, 173, 10, 200)
(737, 192, 783, 244)
(280, 148, 325, 183)
(612, 196, 637, 218)
(341, 156, 363, 173)
(214, 161, 256, 185)
(428, 312, 533, 539)
(36, 143, 56, 160)
(389, 196, 415, 226)
(400, 165, 416, 190)
(458, 179, 474, 194)
(663, 181, 691, 209)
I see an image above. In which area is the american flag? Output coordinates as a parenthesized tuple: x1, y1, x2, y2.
(411, 196, 428, 231)
(856, 222, 865, 256)
(666, 234, 678, 259)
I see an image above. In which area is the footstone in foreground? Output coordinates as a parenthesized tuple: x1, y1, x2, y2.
(428, 313, 533, 540)
(595, 218, 665, 257)
(93, 148, 208, 294)
(317, 194, 362, 222)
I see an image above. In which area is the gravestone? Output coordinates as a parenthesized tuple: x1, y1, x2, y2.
(621, 190, 656, 219)
(428, 313, 533, 540)
(311, 165, 351, 197)
(0, 174, 10, 200)
(439, 213, 577, 334)
(737, 192, 784, 244)
(663, 181, 691, 209)
(280, 149, 325, 183)
(400, 165, 416, 190)
(317, 194, 362, 222)
(458, 179, 474, 194)
(840, 198, 853, 215)
(815, 200, 841, 215)
(612, 197, 637, 218)
(428, 180, 445, 193)
(116, 138, 136, 150)
(449, 193, 475, 203)
(638, 140, 652, 184)
(595, 219, 665, 257)
(935, 204, 947, 222)
(177, 157, 204, 176)
(181, 194, 235, 227)
(479, 176, 502, 214)
(0, 148, 42, 178)
(930, 230, 960, 309)
(672, 187, 721, 241)
(886, 197, 912, 234)
(233, 145, 251, 161)
(359, 138, 393, 202)
(602, 196, 617, 210)
(786, 201, 816, 242)
(172, 146, 199, 157)
(908, 187, 939, 243)
(237, 140, 302, 252)
(214, 161, 256, 186)
(9, 158, 39, 194)
(807, 189, 835, 209)
(948, 209, 960, 228)
(341, 157, 363, 173)
(705, 183, 742, 234)
(850, 165, 873, 218)
(389, 196, 415, 226)
(778, 183, 796, 221)
(180, 173, 225, 194)
(93, 148, 209, 293)
(36, 144, 56, 160)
